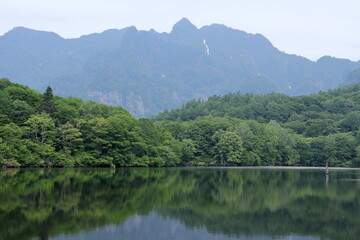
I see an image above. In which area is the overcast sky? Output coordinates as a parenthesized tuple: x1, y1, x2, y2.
(0, 0, 359, 61)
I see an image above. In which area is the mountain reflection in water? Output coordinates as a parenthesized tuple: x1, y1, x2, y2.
(49, 213, 319, 240)
(0, 167, 359, 240)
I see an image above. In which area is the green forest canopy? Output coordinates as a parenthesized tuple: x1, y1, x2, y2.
(0, 78, 181, 167)
(1, 77, 360, 167)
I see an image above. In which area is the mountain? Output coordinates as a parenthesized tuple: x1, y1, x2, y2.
(1, 18, 359, 117)
(0, 26, 128, 87)
(343, 68, 360, 86)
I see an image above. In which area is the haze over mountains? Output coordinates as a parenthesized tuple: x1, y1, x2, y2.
(1, 18, 359, 117)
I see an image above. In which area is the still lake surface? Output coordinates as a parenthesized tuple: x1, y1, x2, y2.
(1, 167, 360, 240)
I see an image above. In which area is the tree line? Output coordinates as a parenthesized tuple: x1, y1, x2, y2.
(155, 84, 360, 167)
(1, 77, 360, 167)
(0, 78, 182, 167)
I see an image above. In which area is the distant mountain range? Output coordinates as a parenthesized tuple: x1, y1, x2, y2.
(1, 18, 359, 117)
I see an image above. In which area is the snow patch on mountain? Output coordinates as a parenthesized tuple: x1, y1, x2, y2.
(203, 39, 210, 55)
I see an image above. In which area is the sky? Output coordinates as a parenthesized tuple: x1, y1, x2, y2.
(0, 0, 359, 61)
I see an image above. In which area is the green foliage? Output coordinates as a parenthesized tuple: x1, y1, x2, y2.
(0, 79, 182, 167)
(24, 113, 56, 145)
(212, 131, 243, 165)
(2, 78, 360, 168)
(155, 83, 360, 167)
(11, 100, 35, 123)
(41, 86, 56, 114)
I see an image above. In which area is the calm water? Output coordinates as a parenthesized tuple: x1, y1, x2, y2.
(1, 168, 360, 240)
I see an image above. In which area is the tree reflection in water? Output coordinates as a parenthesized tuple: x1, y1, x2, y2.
(0, 168, 360, 240)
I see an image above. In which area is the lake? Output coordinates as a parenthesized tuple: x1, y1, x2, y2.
(1, 167, 360, 240)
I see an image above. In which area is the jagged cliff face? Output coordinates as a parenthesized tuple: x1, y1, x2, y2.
(87, 90, 146, 116)
(343, 68, 360, 86)
(1, 18, 360, 117)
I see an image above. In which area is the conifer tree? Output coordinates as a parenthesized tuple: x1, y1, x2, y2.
(41, 86, 55, 114)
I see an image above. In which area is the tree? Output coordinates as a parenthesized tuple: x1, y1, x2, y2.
(0, 91, 12, 117)
(58, 122, 83, 153)
(87, 117, 112, 154)
(212, 131, 243, 165)
(340, 111, 360, 132)
(180, 139, 197, 163)
(41, 86, 56, 114)
(353, 146, 360, 167)
(11, 100, 35, 123)
(0, 138, 20, 167)
(52, 100, 79, 124)
(4, 86, 41, 107)
(324, 133, 356, 167)
(24, 113, 56, 145)
(0, 123, 22, 142)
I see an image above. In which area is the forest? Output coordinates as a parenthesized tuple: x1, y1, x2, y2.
(1, 77, 360, 167)
(155, 83, 360, 167)
(0, 78, 182, 167)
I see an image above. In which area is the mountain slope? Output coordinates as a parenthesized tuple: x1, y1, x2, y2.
(154, 83, 360, 167)
(0, 18, 359, 117)
(343, 68, 360, 86)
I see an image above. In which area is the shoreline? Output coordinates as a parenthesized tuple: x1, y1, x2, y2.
(2, 166, 360, 170)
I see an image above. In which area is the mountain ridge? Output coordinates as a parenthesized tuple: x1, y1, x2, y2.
(1, 19, 359, 117)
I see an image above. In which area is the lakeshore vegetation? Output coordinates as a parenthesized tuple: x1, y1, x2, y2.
(1, 77, 360, 167)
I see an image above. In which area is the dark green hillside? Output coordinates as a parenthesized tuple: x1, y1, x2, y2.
(155, 83, 360, 167)
(0, 78, 181, 167)
(156, 83, 360, 126)
(2, 78, 360, 168)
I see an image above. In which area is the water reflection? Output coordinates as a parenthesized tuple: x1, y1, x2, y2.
(1, 168, 360, 240)
(48, 213, 320, 240)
